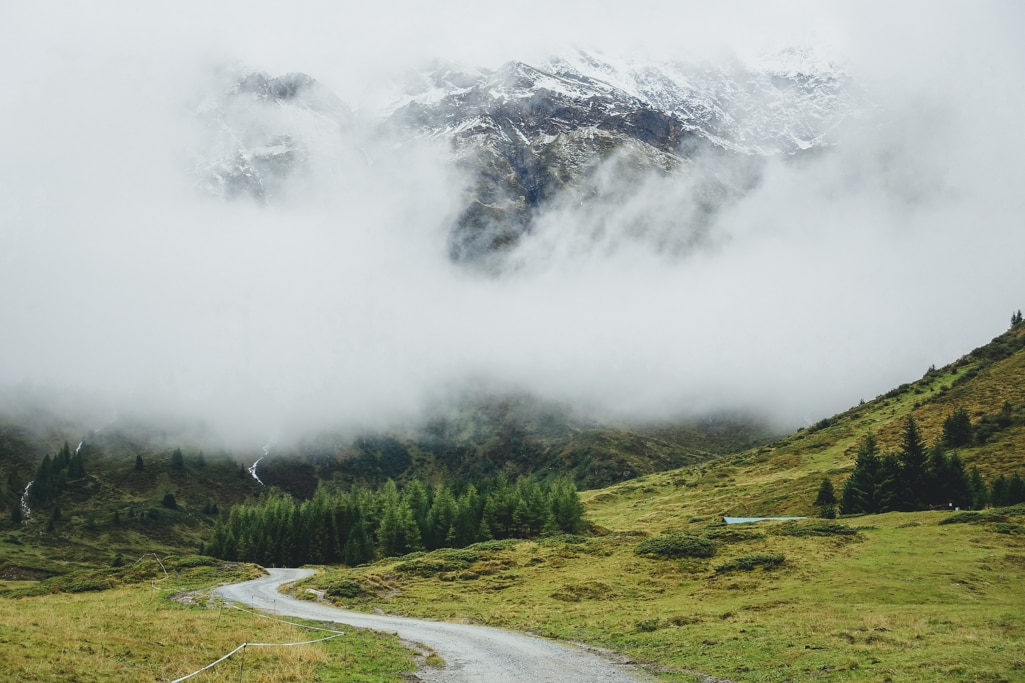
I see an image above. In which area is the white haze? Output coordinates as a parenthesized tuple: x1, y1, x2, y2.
(1, 1, 1024, 445)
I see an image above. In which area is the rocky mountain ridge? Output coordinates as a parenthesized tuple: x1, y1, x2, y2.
(195, 48, 857, 264)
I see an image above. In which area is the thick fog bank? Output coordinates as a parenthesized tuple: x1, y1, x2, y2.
(1, 1, 1023, 444)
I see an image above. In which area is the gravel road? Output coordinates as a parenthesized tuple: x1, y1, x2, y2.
(214, 567, 652, 683)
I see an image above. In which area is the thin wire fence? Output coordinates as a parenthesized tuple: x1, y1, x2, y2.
(168, 603, 344, 682)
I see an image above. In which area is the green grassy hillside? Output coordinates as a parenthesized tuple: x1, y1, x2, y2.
(2, 322, 1025, 682)
(291, 324, 1025, 682)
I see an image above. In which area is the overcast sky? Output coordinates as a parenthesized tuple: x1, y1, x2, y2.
(1, 1, 1023, 444)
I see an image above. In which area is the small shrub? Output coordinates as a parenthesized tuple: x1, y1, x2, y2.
(715, 554, 786, 573)
(173, 554, 217, 569)
(467, 539, 519, 551)
(326, 579, 365, 599)
(635, 618, 662, 632)
(702, 526, 765, 543)
(64, 578, 110, 593)
(993, 523, 1025, 535)
(550, 581, 615, 602)
(777, 521, 857, 537)
(636, 533, 715, 559)
(396, 550, 482, 577)
(433, 549, 481, 564)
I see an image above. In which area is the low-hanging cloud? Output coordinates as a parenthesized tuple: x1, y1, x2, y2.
(1, 1, 1024, 445)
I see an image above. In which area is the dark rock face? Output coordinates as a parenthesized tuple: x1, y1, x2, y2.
(236, 72, 316, 102)
(387, 50, 852, 265)
(195, 70, 350, 203)
(193, 50, 853, 265)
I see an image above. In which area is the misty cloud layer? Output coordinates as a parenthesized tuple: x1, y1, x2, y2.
(2, 1, 1024, 444)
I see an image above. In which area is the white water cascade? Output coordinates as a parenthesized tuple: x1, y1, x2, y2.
(248, 443, 270, 486)
(20, 481, 33, 520)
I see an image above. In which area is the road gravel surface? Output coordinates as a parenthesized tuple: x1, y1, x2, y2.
(214, 567, 652, 683)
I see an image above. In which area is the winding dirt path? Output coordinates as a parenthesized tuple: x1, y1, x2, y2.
(214, 568, 652, 683)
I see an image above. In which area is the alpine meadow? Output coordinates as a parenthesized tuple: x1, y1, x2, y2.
(2, 2, 1025, 682)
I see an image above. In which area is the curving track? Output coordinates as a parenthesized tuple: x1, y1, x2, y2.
(214, 568, 651, 683)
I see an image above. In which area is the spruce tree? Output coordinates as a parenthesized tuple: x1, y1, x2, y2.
(968, 466, 989, 509)
(170, 448, 185, 471)
(840, 434, 880, 514)
(876, 453, 902, 513)
(897, 416, 928, 510)
(814, 478, 837, 518)
(550, 478, 586, 533)
(991, 475, 1009, 506)
(942, 408, 974, 448)
(1008, 472, 1025, 505)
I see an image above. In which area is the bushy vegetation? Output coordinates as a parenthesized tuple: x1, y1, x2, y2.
(775, 521, 859, 537)
(634, 533, 715, 559)
(713, 553, 786, 572)
(206, 475, 586, 567)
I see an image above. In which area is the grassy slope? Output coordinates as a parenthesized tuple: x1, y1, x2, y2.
(0, 560, 417, 682)
(296, 326, 1025, 682)
(3, 326, 1024, 682)
(301, 513, 1025, 682)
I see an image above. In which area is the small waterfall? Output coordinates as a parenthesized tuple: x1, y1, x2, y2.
(248, 453, 266, 486)
(20, 481, 33, 520)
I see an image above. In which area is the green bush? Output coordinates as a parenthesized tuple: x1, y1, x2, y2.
(326, 579, 365, 599)
(173, 554, 218, 569)
(467, 539, 519, 551)
(635, 533, 715, 559)
(64, 578, 111, 593)
(776, 521, 858, 537)
(635, 618, 662, 632)
(396, 550, 480, 577)
(715, 554, 786, 573)
(433, 549, 482, 564)
(938, 504, 1025, 526)
(992, 522, 1025, 535)
(701, 526, 765, 543)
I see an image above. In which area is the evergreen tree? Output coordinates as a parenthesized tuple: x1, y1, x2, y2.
(378, 499, 423, 557)
(451, 484, 481, 547)
(924, 446, 950, 507)
(342, 519, 373, 566)
(814, 478, 837, 506)
(170, 448, 185, 471)
(57, 441, 71, 470)
(161, 492, 177, 509)
(943, 453, 972, 509)
(135, 454, 144, 471)
(814, 477, 837, 518)
(426, 484, 458, 550)
(549, 478, 586, 533)
(968, 466, 989, 509)
(11, 504, 22, 524)
(991, 475, 1009, 506)
(1007, 472, 1025, 505)
(876, 453, 902, 513)
(941, 408, 974, 448)
(897, 416, 928, 510)
(30, 455, 54, 504)
(840, 434, 879, 515)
